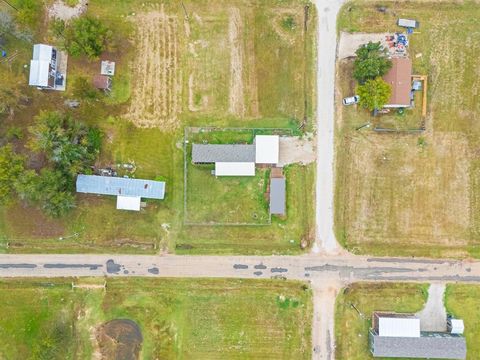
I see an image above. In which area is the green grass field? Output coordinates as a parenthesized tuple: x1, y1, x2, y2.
(334, 1, 480, 258)
(335, 283, 429, 360)
(0, 278, 312, 359)
(0, 0, 316, 254)
(445, 284, 480, 360)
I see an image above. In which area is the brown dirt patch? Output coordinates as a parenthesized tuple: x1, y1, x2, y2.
(278, 135, 316, 166)
(96, 319, 143, 360)
(127, 6, 180, 130)
(4, 202, 65, 238)
(337, 32, 390, 59)
(228, 7, 245, 117)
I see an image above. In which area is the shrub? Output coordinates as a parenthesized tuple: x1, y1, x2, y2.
(72, 76, 98, 100)
(57, 17, 112, 58)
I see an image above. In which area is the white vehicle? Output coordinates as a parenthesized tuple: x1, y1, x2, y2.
(342, 95, 360, 106)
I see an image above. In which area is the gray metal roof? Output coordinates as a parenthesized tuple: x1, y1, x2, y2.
(192, 144, 255, 163)
(270, 178, 286, 215)
(76, 175, 165, 199)
(371, 333, 466, 359)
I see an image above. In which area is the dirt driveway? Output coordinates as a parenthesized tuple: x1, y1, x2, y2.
(337, 32, 389, 59)
(278, 135, 315, 167)
(48, 0, 88, 21)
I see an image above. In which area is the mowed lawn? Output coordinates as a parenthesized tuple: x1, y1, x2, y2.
(445, 285, 480, 360)
(334, 1, 480, 258)
(0, 278, 312, 360)
(335, 283, 429, 360)
(0, 0, 316, 255)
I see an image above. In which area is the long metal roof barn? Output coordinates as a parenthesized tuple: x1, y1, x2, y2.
(192, 144, 255, 163)
(76, 175, 165, 199)
(371, 333, 466, 359)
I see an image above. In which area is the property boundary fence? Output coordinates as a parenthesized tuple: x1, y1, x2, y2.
(183, 127, 293, 226)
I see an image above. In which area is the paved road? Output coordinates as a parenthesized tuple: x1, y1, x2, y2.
(1, 254, 479, 282)
(313, 0, 344, 254)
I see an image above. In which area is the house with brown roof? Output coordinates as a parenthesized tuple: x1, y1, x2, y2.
(383, 57, 412, 108)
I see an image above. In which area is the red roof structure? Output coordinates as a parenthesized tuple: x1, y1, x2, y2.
(383, 57, 412, 107)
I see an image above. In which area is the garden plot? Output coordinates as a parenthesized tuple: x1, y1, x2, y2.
(127, 6, 180, 130)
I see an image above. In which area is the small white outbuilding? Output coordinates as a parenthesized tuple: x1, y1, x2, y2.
(255, 135, 279, 164)
(116, 196, 141, 211)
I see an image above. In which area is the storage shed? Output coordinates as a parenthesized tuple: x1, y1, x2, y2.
(270, 177, 286, 215)
(93, 74, 112, 91)
(29, 44, 57, 89)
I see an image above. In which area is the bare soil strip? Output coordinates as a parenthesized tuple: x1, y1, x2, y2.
(228, 8, 245, 117)
(127, 8, 180, 130)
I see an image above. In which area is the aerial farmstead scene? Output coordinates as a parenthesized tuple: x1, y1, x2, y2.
(0, 0, 479, 359)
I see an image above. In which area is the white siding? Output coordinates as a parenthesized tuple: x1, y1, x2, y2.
(378, 317, 420, 338)
(215, 162, 255, 176)
(116, 196, 141, 211)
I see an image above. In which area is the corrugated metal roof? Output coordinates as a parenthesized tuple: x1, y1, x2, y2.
(379, 317, 420, 337)
(76, 175, 165, 199)
(270, 177, 286, 215)
(29, 60, 51, 87)
(192, 144, 255, 163)
(215, 162, 255, 176)
(32, 44, 52, 61)
(371, 333, 466, 359)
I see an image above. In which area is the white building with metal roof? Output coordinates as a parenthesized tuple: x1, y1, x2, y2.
(76, 175, 165, 211)
(29, 44, 67, 91)
(255, 135, 279, 164)
(192, 135, 280, 176)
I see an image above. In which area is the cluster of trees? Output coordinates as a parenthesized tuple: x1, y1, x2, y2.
(54, 17, 112, 59)
(0, 112, 102, 217)
(353, 42, 392, 111)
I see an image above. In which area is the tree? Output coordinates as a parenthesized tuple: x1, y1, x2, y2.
(29, 111, 102, 179)
(36, 169, 76, 217)
(15, 0, 41, 28)
(353, 42, 392, 83)
(0, 145, 25, 205)
(56, 17, 112, 58)
(15, 169, 75, 217)
(357, 77, 392, 111)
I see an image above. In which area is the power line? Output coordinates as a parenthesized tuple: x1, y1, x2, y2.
(1, 0, 18, 12)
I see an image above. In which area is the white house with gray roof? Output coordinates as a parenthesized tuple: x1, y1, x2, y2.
(192, 135, 279, 176)
(370, 312, 466, 359)
(76, 175, 165, 211)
